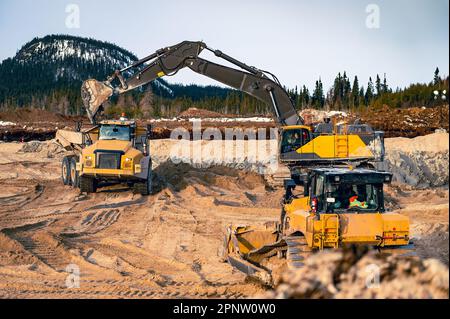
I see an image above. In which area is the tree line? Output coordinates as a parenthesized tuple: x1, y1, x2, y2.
(288, 67, 448, 112)
(1, 63, 447, 118)
(112, 67, 449, 118)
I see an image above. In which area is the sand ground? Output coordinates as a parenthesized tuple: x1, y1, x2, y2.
(0, 138, 447, 299)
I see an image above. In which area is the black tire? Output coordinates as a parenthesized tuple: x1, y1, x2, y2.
(134, 166, 152, 196)
(69, 157, 79, 188)
(79, 176, 97, 193)
(61, 156, 71, 185)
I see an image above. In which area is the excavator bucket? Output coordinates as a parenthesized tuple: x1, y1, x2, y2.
(81, 79, 114, 124)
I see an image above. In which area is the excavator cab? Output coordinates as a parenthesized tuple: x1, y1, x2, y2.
(279, 126, 312, 153)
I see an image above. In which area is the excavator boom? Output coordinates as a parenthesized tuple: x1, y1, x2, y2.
(81, 41, 302, 126)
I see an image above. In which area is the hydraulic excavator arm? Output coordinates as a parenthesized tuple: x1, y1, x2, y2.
(81, 40, 302, 126)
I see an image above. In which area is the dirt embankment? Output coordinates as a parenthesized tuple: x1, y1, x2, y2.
(1, 105, 448, 141)
(361, 105, 449, 138)
(264, 247, 448, 299)
(380, 132, 449, 188)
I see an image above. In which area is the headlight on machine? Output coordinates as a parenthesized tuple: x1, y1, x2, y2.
(134, 164, 141, 173)
(123, 157, 133, 169)
(84, 155, 94, 167)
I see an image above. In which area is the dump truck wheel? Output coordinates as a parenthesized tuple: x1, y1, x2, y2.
(79, 176, 96, 193)
(69, 157, 79, 188)
(134, 167, 152, 196)
(61, 156, 71, 185)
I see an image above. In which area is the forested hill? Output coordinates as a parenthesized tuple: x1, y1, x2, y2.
(0, 35, 241, 116)
(0, 34, 447, 118)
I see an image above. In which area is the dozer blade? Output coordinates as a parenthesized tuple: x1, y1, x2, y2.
(223, 224, 286, 285)
(81, 79, 114, 124)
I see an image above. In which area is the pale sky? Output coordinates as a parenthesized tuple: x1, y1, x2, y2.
(0, 0, 448, 91)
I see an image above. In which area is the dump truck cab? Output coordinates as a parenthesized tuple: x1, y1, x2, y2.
(77, 117, 152, 194)
(57, 115, 153, 195)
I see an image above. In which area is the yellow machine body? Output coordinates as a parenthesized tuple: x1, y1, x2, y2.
(283, 197, 410, 249)
(223, 167, 412, 284)
(76, 121, 151, 180)
(279, 125, 384, 164)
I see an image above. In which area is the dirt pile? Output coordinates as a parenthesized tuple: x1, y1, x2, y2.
(0, 109, 68, 123)
(380, 132, 449, 188)
(299, 109, 348, 125)
(150, 139, 279, 176)
(265, 247, 449, 299)
(179, 107, 231, 119)
(361, 105, 449, 138)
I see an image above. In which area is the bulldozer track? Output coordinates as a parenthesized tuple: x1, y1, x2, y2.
(0, 274, 247, 299)
(0, 182, 45, 210)
(1, 286, 245, 299)
(285, 236, 312, 270)
(61, 209, 121, 237)
(0, 209, 85, 224)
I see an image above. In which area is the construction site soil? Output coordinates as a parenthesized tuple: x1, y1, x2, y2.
(1, 105, 448, 142)
(0, 130, 448, 299)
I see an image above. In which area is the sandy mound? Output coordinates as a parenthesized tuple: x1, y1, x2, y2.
(380, 132, 449, 188)
(265, 247, 449, 299)
(385, 131, 449, 153)
(19, 139, 66, 159)
(179, 107, 228, 119)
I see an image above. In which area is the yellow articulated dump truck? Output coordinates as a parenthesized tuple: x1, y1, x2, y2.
(56, 115, 153, 195)
(222, 167, 413, 284)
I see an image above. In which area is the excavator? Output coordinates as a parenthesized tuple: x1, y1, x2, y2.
(80, 40, 411, 284)
(81, 40, 385, 168)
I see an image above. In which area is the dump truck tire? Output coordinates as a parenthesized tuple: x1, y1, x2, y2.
(61, 156, 71, 185)
(79, 176, 97, 193)
(69, 157, 79, 188)
(134, 167, 152, 196)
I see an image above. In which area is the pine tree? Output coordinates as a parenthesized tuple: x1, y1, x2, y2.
(312, 79, 324, 109)
(434, 67, 441, 86)
(343, 72, 351, 107)
(359, 86, 365, 107)
(351, 76, 360, 109)
(382, 73, 389, 94)
(365, 77, 374, 106)
(375, 74, 382, 97)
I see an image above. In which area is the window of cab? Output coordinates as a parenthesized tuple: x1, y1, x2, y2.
(99, 125, 131, 141)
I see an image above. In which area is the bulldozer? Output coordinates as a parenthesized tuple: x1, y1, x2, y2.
(222, 167, 413, 284)
(56, 114, 153, 195)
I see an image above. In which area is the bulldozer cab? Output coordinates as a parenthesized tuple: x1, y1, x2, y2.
(305, 168, 392, 215)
